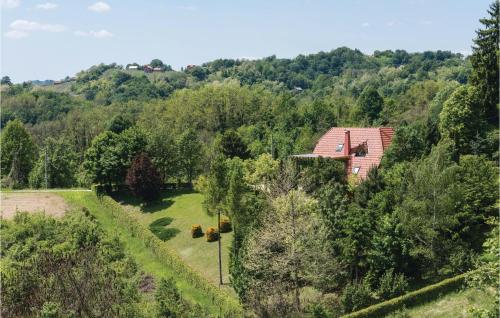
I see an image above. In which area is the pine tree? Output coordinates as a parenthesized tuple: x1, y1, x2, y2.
(469, 1, 499, 123)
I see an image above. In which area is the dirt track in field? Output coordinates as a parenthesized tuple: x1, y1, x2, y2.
(1, 192, 69, 219)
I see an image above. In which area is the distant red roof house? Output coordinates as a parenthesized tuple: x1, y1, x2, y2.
(295, 127, 394, 179)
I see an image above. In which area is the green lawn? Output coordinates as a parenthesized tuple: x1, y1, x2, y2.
(59, 191, 228, 316)
(396, 288, 497, 318)
(112, 189, 233, 289)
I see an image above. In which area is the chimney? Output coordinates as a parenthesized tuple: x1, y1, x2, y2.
(344, 130, 351, 156)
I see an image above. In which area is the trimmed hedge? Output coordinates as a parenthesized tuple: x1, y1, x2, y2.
(341, 272, 470, 318)
(219, 218, 232, 233)
(191, 224, 203, 238)
(206, 227, 220, 242)
(97, 195, 243, 317)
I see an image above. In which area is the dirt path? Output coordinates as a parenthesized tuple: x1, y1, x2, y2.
(1, 192, 70, 219)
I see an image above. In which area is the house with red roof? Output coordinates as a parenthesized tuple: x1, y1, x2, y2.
(295, 127, 394, 179)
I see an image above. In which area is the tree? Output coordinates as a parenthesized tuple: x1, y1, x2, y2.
(83, 131, 123, 187)
(218, 130, 250, 159)
(176, 129, 202, 184)
(83, 127, 146, 187)
(125, 152, 162, 202)
(469, 1, 499, 123)
(243, 189, 342, 316)
(439, 85, 483, 154)
(29, 137, 78, 188)
(204, 154, 228, 214)
(1, 76, 12, 85)
(1, 119, 37, 187)
(107, 114, 132, 133)
(357, 86, 384, 123)
(150, 59, 164, 69)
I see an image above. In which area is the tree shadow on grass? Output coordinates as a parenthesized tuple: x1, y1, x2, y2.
(149, 217, 180, 241)
(111, 190, 176, 213)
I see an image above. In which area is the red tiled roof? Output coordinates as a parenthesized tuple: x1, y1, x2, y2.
(313, 127, 394, 179)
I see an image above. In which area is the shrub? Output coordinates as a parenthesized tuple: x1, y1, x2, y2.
(219, 217, 232, 233)
(191, 224, 203, 238)
(377, 269, 409, 300)
(341, 280, 375, 314)
(206, 227, 219, 242)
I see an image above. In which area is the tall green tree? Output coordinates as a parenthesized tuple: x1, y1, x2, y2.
(439, 85, 483, 154)
(1, 119, 37, 187)
(357, 86, 384, 123)
(469, 1, 499, 123)
(29, 137, 78, 188)
(176, 129, 202, 184)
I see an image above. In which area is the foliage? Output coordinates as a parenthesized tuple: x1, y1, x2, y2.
(205, 227, 219, 242)
(217, 130, 251, 159)
(341, 279, 375, 313)
(176, 129, 202, 184)
(1, 119, 37, 187)
(469, 1, 499, 124)
(439, 85, 484, 154)
(1, 211, 141, 318)
(376, 269, 409, 300)
(191, 224, 203, 238)
(155, 277, 208, 317)
(29, 137, 78, 188)
(219, 217, 232, 233)
(357, 86, 384, 123)
(126, 152, 162, 201)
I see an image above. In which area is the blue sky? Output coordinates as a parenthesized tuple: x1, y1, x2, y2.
(1, 0, 492, 82)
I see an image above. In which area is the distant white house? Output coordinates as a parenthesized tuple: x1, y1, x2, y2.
(127, 65, 139, 70)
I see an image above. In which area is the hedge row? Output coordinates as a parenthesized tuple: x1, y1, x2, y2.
(97, 194, 244, 317)
(341, 272, 471, 318)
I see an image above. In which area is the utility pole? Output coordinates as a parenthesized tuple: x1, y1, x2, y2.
(217, 209, 223, 286)
(44, 147, 48, 189)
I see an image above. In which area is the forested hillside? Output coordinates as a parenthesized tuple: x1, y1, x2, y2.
(1, 2, 498, 317)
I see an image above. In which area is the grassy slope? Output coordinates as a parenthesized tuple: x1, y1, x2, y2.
(399, 288, 496, 318)
(59, 191, 226, 315)
(112, 190, 233, 289)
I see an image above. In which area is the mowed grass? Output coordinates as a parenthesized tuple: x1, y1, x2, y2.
(59, 191, 226, 315)
(398, 288, 497, 318)
(112, 189, 234, 289)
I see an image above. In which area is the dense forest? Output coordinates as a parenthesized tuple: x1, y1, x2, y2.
(1, 2, 498, 317)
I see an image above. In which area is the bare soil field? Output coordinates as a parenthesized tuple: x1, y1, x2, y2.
(1, 192, 69, 219)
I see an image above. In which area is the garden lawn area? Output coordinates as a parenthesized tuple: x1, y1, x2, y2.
(59, 191, 226, 316)
(400, 288, 496, 318)
(112, 189, 233, 289)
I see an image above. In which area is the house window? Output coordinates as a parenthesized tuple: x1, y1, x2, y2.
(336, 144, 344, 152)
(352, 167, 360, 175)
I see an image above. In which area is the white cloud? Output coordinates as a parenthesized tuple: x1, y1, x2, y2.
(1, 0, 20, 8)
(178, 5, 198, 11)
(4, 30, 29, 39)
(75, 29, 114, 38)
(386, 21, 395, 27)
(88, 1, 110, 12)
(361, 22, 370, 28)
(10, 19, 66, 32)
(420, 20, 432, 25)
(36, 2, 58, 10)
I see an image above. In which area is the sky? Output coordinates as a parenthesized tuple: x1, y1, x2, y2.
(1, 0, 492, 82)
